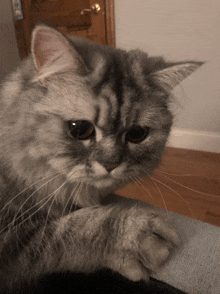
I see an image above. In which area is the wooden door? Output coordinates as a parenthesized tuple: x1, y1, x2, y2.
(11, 0, 115, 59)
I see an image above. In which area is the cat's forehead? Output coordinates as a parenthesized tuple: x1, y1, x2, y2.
(92, 52, 157, 132)
(52, 65, 141, 132)
(45, 50, 161, 131)
(94, 84, 149, 133)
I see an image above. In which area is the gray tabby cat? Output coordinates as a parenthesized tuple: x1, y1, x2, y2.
(0, 24, 202, 292)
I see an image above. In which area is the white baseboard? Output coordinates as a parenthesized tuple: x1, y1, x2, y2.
(167, 128, 220, 153)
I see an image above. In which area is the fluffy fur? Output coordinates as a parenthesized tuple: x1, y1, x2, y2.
(0, 24, 202, 292)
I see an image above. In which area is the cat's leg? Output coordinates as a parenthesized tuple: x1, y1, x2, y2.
(1, 203, 179, 290)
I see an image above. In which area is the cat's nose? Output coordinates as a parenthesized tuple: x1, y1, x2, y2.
(104, 163, 119, 172)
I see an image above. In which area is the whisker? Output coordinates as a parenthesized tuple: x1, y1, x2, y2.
(69, 181, 82, 210)
(150, 175, 194, 218)
(39, 183, 62, 245)
(62, 167, 87, 212)
(136, 167, 169, 215)
(131, 175, 153, 199)
(68, 182, 82, 214)
(0, 164, 76, 214)
(147, 175, 169, 216)
(12, 177, 72, 230)
(12, 173, 64, 224)
(156, 170, 219, 198)
(156, 169, 201, 177)
(59, 166, 87, 213)
(39, 172, 85, 251)
(129, 175, 141, 188)
(0, 173, 57, 214)
(91, 183, 100, 206)
(139, 167, 194, 216)
(61, 182, 80, 217)
(76, 181, 84, 206)
(83, 182, 93, 207)
(1, 168, 85, 234)
(0, 191, 55, 234)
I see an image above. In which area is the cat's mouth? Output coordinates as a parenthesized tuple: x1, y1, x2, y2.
(89, 175, 127, 191)
(66, 161, 131, 188)
(87, 173, 119, 183)
(91, 161, 128, 179)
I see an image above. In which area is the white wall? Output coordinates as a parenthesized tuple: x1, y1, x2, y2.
(115, 0, 220, 152)
(0, 0, 20, 81)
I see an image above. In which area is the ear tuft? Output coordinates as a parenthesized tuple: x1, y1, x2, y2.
(149, 62, 204, 92)
(31, 24, 86, 82)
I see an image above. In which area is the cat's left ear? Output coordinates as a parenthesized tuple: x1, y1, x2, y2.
(149, 62, 204, 93)
(31, 24, 87, 82)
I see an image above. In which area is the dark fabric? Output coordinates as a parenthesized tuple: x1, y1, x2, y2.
(10, 269, 187, 294)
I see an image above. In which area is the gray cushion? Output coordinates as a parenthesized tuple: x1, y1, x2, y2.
(153, 211, 220, 294)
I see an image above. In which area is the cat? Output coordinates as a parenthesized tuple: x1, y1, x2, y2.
(0, 24, 202, 293)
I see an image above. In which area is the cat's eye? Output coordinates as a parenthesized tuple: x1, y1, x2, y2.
(68, 120, 95, 140)
(125, 126, 150, 144)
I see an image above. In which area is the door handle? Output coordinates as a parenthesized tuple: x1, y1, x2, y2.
(81, 3, 101, 15)
(12, 0, 24, 20)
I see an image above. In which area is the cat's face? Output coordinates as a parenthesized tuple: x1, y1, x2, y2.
(0, 24, 202, 200)
(30, 71, 172, 193)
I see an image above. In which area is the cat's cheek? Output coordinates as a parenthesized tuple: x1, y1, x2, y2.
(48, 158, 86, 179)
(128, 140, 150, 154)
(49, 158, 71, 172)
(129, 145, 150, 164)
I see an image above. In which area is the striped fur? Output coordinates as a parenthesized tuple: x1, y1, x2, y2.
(0, 24, 202, 292)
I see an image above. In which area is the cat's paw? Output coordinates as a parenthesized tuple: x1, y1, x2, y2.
(107, 205, 180, 282)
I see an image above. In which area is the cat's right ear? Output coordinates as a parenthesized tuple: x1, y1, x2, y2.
(148, 61, 204, 93)
(31, 24, 87, 83)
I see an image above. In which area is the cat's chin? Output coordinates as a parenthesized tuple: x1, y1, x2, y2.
(91, 175, 129, 194)
(92, 176, 115, 188)
(66, 176, 125, 207)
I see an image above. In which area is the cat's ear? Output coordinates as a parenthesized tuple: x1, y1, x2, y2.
(31, 24, 87, 82)
(149, 62, 204, 93)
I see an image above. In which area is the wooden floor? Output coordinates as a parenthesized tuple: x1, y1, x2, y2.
(116, 147, 220, 227)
